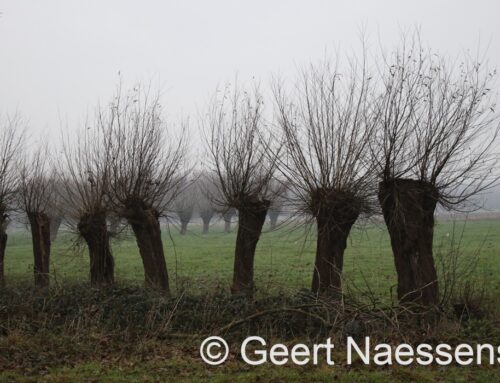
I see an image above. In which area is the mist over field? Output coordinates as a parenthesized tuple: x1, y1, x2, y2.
(1, 1, 500, 382)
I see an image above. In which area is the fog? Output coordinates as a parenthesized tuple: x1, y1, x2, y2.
(1, 0, 500, 208)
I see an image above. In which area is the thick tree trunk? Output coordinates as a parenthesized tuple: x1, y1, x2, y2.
(268, 210, 279, 230)
(0, 214, 7, 288)
(176, 208, 193, 236)
(108, 215, 121, 237)
(231, 200, 270, 297)
(224, 220, 231, 233)
(311, 199, 359, 297)
(202, 219, 210, 234)
(378, 178, 439, 306)
(125, 203, 170, 293)
(180, 221, 188, 235)
(27, 212, 51, 288)
(49, 216, 63, 243)
(200, 211, 213, 234)
(78, 211, 114, 287)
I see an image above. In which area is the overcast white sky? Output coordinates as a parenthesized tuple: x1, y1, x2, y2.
(1, 0, 499, 138)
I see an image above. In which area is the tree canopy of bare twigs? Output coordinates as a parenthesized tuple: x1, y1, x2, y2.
(203, 83, 279, 296)
(18, 143, 56, 288)
(273, 56, 376, 297)
(0, 114, 24, 287)
(106, 84, 188, 293)
(373, 35, 500, 306)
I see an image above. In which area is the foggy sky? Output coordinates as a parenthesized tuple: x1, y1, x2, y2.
(1, 0, 499, 139)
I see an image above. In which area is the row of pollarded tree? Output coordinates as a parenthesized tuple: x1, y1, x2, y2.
(203, 40, 499, 307)
(0, 38, 498, 309)
(0, 88, 187, 294)
(171, 178, 284, 235)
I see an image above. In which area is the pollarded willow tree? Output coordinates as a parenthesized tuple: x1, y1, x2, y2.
(273, 58, 376, 297)
(373, 38, 500, 306)
(58, 121, 115, 287)
(107, 85, 188, 293)
(0, 115, 24, 287)
(48, 212, 63, 243)
(204, 84, 280, 297)
(18, 145, 55, 288)
(267, 179, 287, 230)
(196, 171, 218, 234)
(173, 179, 196, 235)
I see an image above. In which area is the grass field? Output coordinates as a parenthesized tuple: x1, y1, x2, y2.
(1, 218, 500, 382)
(3, 218, 500, 297)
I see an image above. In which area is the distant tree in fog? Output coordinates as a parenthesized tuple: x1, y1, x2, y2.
(196, 172, 218, 234)
(267, 179, 287, 230)
(173, 179, 196, 235)
(221, 208, 236, 233)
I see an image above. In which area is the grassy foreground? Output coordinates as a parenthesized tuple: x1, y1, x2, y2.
(1, 218, 499, 382)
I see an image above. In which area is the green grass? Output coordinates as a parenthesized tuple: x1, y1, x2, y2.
(1, 359, 499, 383)
(2, 218, 500, 382)
(4, 218, 500, 297)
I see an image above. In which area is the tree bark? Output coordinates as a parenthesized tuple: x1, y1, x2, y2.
(27, 212, 51, 288)
(180, 221, 188, 235)
(200, 211, 214, 234)
(231, 200, 269, 297)
(311, 195, 359, 297)
(0, 213, 7, 288)
(378, 178, 439, 306)
(268, 210, 279, 230)
(78, 211, 114, 287)
(202, 219, 210, 234)
(108, 215, 121, 237)
(125, 202, 170, 293)
(176, 209, 193, 235)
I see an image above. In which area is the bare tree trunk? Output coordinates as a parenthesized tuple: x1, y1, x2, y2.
(268, 210, 279, 230)
(311, 204, 359, 297)
(78, 212, 114, 287)
(125, 204, 170, 293)
(223, 209, 235, 233)
(179, 221, 188, 235)
(231, 201, 269, 297)
(175, 209, 193, 236)
(49, 216, 63, 243)
(0, 214, 7, 288)
(108, 215, 121, 237)
(27, 212, 51, 288)
(200, 211, 213, 234)
(378, 179, 439, 306)
(202, 219, 210, 234)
